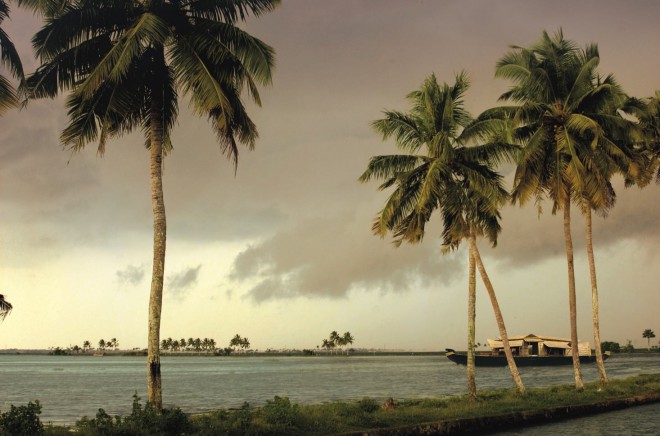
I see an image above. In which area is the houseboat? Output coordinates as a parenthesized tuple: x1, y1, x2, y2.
(445, 333, 610, 367)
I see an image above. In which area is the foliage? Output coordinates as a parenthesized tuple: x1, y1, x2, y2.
(161, 337, 217, 352)
(0, 0, 24, 114)
(623, 340, 635, 353)
(48, 347, 70, 356)
(601, 341, 621, 353)
(0, 401, 44, 435)
(642, 329, 656, 348)
(321, 331, 354, 354)
(262, 396, 299, 426)
(229, 334, 251, 352)
(74, 393, 191, 435)
(0, 294, 12, 321)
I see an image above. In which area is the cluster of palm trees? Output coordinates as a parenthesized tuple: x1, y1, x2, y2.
(161, 337, 217, 352)
(320, 331, 354, 355)
(0, 0, 279, 409)
(97, 338, 119, 351)
(229, 334, 251, 352)
(361, 30, 658, 399)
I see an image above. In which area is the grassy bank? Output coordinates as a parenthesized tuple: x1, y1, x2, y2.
(5, 374, 659, 435)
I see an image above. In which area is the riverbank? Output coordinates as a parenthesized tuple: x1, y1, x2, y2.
(9, 373, 658, 435)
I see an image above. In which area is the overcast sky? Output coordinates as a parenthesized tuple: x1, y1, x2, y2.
(1, 0, 658, 352)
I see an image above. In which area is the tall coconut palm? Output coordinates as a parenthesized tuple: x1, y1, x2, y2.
(494, 30, 639, 389)
(22, 0, 278, 409)
(360, 72, 525, 397)
(0, 294, 12, 320)
(0, 0, 24, 113)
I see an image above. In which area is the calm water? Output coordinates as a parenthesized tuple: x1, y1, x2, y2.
(0, 353, 658, 427)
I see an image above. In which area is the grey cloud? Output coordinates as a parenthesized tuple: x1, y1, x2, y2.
(230, 211, 464, 303)
(116, 264, 146, 286)
(167, 265, 202, 296)
(482, 180, 660, 268)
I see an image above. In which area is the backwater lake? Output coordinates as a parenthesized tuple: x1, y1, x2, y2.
(0, 353, 658, 431)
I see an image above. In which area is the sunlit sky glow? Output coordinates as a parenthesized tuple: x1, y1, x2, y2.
(1, 0, 658, 351)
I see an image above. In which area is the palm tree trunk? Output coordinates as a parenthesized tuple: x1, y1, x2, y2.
(467, 234, 526, 395)
(563, 195, 584, 390)
(585, 203, 608, 384)
(147, 79, 166, 410)
(467, 249, 477, 401)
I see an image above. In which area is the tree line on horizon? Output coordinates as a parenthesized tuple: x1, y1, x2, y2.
(360, 29, 659, 400)
(1, 0, 658, 412)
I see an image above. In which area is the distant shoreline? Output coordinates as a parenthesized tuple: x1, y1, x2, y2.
(0, 349, 447, 357)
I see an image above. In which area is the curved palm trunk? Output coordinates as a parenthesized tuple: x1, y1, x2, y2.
(467, 250, 477, 401)
(467, 234, 526, 395)
(585, 204, 608, 384)
(563, 196, 584, 390)
(147, 83, 166, 410)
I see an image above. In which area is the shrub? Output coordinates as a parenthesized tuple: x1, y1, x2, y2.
(74, 393, 191, 435)
(262, 396, 299, 426)
(357, 398, 380, 414)
(601, 341, 621, 353)
(0, 401, 44, 435)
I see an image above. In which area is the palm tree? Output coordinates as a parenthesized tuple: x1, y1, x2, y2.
(321, 338, 334, 355)
(0, 0, 24, 114)
(342, 332, 354, 354)
(22, 0, 278, 409)
(230, 334, 243, 352)
(623, 92, 660, 182)
(240, 337, 250, 352)
(494, 30, 638, 389)
(82, 340, 91, 352)
(0, 294, 12, 320)
(360, 72, 525, 396)
(642, 329, 656, 349)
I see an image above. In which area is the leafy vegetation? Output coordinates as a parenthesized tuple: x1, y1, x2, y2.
(0, 401, 44, 435)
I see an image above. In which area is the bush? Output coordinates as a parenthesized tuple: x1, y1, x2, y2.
(74, 393, 191, 435)
(262, 396, 299, 426)
(601, 341, 621, 353)
(0, 401, 44, 435)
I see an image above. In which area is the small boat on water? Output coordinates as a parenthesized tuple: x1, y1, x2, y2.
(445, 333, 611, 367)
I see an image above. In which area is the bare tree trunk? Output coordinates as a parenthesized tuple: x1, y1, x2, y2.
(585, 204, 608, 384)
(563, 195, 584, 390)
(468, 234, 526, 395)
(147, 83, 166, 410)
(467, 249, 477, 401)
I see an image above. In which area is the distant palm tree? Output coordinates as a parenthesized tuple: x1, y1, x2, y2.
(360, 72, 525, 397)
(0, 294, 12, 320)
(98, 339, 106, 351)
(0, 0, 24, 114)
(321, 339, 335, 355)
(642, 329, 656, 349)
(342, 332, 354, 354)
(230, 334, 243, 352)
(82, 340, 91, 352)
(21, 0, 278, 409)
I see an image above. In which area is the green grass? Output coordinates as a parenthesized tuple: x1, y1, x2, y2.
(20, 373, 660, 435)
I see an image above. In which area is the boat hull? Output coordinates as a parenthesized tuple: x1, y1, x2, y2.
(444, 350, 610, 367)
